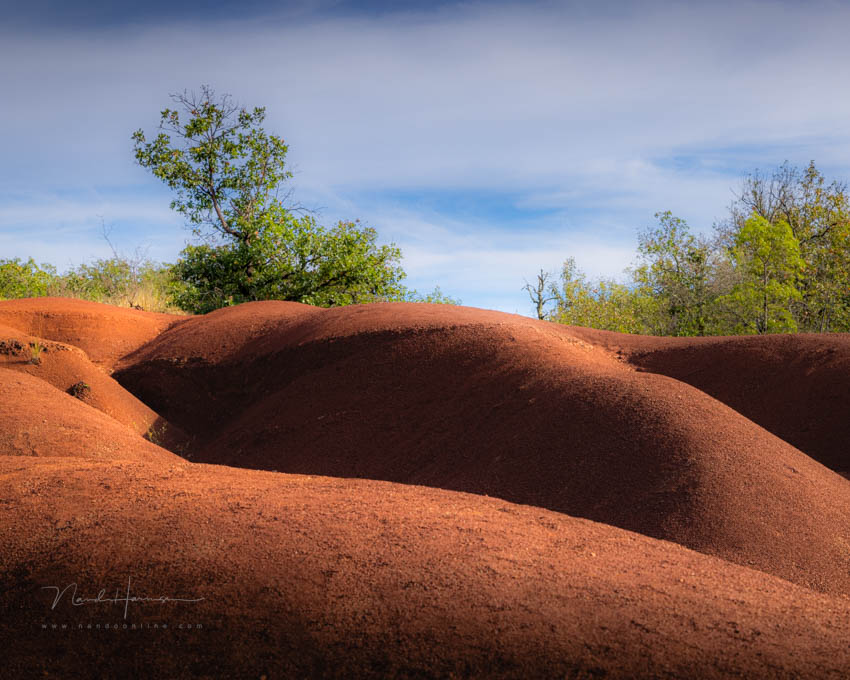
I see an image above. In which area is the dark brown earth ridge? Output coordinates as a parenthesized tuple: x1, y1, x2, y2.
(2, 297, 849, 678)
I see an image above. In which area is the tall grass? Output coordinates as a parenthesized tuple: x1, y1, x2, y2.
(0, 256, 186, 315)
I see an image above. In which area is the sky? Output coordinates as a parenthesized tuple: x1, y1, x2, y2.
(3, 0, 850, 315)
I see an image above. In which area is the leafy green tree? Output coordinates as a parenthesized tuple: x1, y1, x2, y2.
(133, 86, 407, 312)
(788, 164, 850, 331)
(631, 211, 715, 336)
(171, 205, 406, 314)
(132, 85, 291, 247)
(550, 258, 646, 333)
(0, 258, 59, 299)
(403, 286, 462, 305)
(720, 161, 850, 331)
(537, 162, 849, 336)
(719, 214, 804, 334)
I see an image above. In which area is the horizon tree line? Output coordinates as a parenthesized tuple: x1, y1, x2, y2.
(527, 160, 850, 335)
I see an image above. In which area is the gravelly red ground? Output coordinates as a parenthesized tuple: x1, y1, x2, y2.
(2, 297, 849, 678)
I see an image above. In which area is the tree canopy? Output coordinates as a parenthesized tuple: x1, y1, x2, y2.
(0, 258, 58, 300)
(132, 86, 291, 245)
(631, 211, 713, 336)
(719, 215, 804, 334)
(132, 85, 411, 313)
(531, 161, 850, 335)
(170, 206, 407, 313)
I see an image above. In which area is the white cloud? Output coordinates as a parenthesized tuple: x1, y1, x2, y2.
(0, 193, 176, 228)
(349, 203, 637, 314)
(0, 190, 187, 269)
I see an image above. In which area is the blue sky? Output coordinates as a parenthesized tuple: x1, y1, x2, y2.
(3, 0, 850, 314)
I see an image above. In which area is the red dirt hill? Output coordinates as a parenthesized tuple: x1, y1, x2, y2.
(0, 322, 187, 448)
(114, 302, 850, 597)
(0, 369, 183, 465)
(0, 297, 184, 371)
(566, 327, 850, 475)
(3, 456, 850, 679)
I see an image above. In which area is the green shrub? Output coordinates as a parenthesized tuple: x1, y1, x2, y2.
(0, 258, 60, 299)
(59, 258, 182, 313)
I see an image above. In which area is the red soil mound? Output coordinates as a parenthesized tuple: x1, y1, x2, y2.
(0, 369, 183, 465)
(566, 327, 850, 475)
(0, 297, 183, 370)
(117, 299, 324, 365)
(114, 302, 850, 597)
(114, 299, 581, 368)
(3, 456, 850, 679)
(0, 323, 187, 448)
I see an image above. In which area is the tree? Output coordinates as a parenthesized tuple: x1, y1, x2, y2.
(403, 286, 462, 305)
(535, 162, 849, 336)
(133, 86, 406, 312)
(0, 258, 59, 299)
(719, 161, 850, 331)
(718, 214, 804, 334)
(171, 206, 406, 314)
(523, 269, 558, 320)
(132, 85, 292, 246)
(549, 258, 645, 333)
(631, 211, 715, 336)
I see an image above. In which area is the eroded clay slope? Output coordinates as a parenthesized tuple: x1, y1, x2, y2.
(567, 327, 850, 474)
(0, 370, 183, 464)
(0, 297, 183, 370)
(0, 322, 186, 448)
(114, 302, 850, 597)
(2, 457, 849, 679)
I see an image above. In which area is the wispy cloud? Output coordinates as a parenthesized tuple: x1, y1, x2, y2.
(0, 189, 185, 268)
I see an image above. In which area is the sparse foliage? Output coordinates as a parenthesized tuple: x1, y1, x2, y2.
(523, 269, 558, 320)
(68, 382, 91, 400)
(403, 286, 462, 305)
(29, 340, 45, 365)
